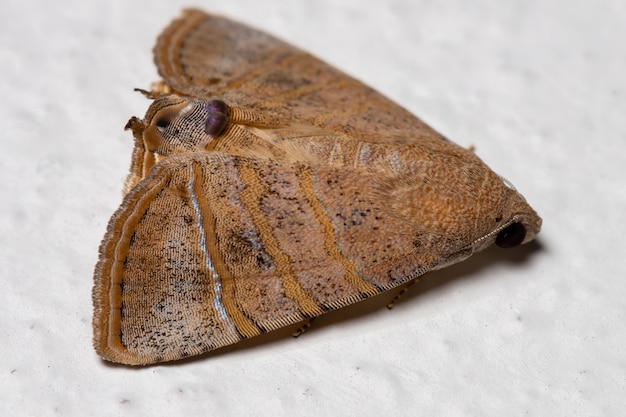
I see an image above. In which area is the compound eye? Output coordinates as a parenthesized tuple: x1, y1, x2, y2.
(204, 100, 229, 137)
(155, 117, 171, 130)
(495, 222, 526, 248)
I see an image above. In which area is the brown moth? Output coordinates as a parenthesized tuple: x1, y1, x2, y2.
(93, 9, 542, 365)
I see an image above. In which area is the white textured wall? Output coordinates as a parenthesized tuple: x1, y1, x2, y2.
(2, 1, 624, 415)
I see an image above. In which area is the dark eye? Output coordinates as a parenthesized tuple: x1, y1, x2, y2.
(205, 113, 228, 137)
(155, 118, 170, 130)
(495, 222, 526, 248)
(204, 100, 229, 137)
(207, 99, 228, 115)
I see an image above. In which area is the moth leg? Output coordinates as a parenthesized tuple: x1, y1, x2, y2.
(292, 317, 316, 338)
(386, 278, 420, 309)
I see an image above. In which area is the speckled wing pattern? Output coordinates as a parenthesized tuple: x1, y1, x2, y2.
(93, 9, 541, 365)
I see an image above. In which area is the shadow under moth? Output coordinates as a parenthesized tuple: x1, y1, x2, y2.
(93, 9, 542, 365)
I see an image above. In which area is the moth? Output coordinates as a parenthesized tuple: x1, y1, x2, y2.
(93, 9, 542, 365)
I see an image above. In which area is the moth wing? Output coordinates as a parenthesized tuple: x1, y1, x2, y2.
(93, 151, 455, 365)
(94, 153, 239, 365)
(154, 9, 446, 145)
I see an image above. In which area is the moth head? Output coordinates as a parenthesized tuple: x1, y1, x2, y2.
(126, 94, 229, 156)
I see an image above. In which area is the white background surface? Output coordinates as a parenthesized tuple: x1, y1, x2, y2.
(2, 0, 624, 416)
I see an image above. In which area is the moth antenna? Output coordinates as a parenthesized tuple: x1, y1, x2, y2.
(133, 87, 168, 100)
(133, 87, 152, 97)
(133, 81, 174, 99)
